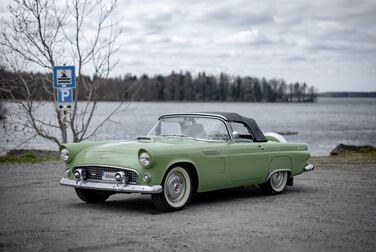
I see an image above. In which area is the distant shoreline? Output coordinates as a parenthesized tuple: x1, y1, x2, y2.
(318, 91, 376, 98)
(2, 95, 375, 104)
(4, 96, 376, 104)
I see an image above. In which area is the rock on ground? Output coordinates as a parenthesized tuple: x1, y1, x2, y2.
(330, 144, 376, 156)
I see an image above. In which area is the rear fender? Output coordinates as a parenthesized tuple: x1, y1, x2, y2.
(265, 156, 293, 183)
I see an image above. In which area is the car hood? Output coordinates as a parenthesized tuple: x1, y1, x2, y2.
(69, 137, 220, 169)
(87, 137, 206, 153)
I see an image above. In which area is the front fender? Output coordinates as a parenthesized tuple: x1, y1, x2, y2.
(142, 157, 198, 187)
(61, 140, 120, 164)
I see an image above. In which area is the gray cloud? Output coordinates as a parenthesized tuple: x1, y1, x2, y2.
(1, 0, 376, 91)
(195, 3, 274, 27)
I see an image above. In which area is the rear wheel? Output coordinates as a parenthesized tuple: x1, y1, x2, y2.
(260, 171, 288, 195)
(75, 188, 111, 203)
(152, 166, 192, 212)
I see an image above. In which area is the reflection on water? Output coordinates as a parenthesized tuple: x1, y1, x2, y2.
(1, 98, 376, 156)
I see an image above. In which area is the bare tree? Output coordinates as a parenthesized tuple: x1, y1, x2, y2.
(0, 0, 127, 147)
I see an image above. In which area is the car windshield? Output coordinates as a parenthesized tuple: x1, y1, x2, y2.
(148, 116, 230, 141)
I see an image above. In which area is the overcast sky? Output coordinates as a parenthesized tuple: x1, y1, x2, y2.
(2, 0, 376, 92)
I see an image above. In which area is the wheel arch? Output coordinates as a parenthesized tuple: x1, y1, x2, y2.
(166, 161, 199, 193)
(266, 155, 293, 180)
(265, 169, 292, 183)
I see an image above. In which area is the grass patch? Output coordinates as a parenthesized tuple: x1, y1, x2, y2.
(329, 144, 376, 161)
(334, 151, 376, 160)
(0, 150, 59, 163)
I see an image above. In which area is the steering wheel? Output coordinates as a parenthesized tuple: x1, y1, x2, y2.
(208, 131, 224, 140)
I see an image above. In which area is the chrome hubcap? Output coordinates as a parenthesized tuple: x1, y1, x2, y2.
(270, 171, 285, 189)
(166, 172, 186, 203)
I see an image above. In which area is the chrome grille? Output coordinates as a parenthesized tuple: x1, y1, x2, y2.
(74, 166, 138, 184)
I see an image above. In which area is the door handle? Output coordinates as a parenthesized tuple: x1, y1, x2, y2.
(257, 145, 264, 151)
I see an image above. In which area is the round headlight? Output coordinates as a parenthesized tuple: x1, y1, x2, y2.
(139, 152, 151, 167)
(60, 148, 70, 162)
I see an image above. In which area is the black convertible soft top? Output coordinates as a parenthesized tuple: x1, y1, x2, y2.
(203, 112, 267, 142)
(159, 112, 267, 142)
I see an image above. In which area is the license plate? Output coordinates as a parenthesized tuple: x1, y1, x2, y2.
(102, 172, 117, 181)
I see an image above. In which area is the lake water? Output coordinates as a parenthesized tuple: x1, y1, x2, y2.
(1, 98, 376, 156)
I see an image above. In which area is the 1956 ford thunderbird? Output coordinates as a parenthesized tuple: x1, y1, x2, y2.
(59, 112, 314, 211)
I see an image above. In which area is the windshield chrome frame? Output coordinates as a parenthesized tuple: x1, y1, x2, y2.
(147, 114, 233, 142)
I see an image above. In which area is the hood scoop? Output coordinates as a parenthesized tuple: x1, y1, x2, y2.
(137, 136, 153, 142)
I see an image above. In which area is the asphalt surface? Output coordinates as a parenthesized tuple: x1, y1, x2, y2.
(0, 157, 375, 251)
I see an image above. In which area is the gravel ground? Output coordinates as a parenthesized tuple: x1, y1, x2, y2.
(0, 157, 375, 252)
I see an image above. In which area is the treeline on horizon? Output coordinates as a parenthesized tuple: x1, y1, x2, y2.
(0, 68, 317, 102)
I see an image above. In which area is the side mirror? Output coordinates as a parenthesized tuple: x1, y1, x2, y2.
(232, 130, 239, 139)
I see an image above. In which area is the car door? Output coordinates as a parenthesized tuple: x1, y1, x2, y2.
(225, 141, 269, 186)
(225, 122, 269, 186)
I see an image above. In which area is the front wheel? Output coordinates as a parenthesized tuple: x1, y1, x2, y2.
(260, 171, 288, 195)
(152, 166, 192, 212)
(75, 188, 111, 203)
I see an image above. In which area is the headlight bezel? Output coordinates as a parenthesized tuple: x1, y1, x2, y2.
(139, 151, 152, 168)
(60, 148, 70, 162)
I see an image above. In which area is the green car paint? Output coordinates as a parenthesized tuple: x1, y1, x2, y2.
(61, 134, 310, 193)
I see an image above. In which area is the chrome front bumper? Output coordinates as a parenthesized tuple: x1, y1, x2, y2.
(304, 163, 314, 172)
(59, 177, 163, 194)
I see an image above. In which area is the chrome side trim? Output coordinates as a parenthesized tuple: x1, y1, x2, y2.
(202, 149, 220, 155)
(304, 163, 314, 172)
(59, 177, 162, 194)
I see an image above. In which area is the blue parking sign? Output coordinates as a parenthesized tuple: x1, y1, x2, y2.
(53, 66, 76, 88)
(57, 88, 73, 104)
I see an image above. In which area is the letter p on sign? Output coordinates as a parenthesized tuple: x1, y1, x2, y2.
(57, 88, 73, 104)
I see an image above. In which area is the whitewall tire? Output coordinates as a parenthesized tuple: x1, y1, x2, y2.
(152, 166, 192, 211)
(260, 171, 288, 195)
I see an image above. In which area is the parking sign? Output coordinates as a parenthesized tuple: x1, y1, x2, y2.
(57, 88, 73, 110)
(53, 66, 76, 88)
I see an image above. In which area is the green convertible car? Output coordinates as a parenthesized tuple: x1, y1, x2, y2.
(59, 112, 314, 211)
